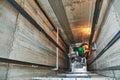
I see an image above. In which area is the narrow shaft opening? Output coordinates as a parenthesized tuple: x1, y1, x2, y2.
(0, 0, 120, 80)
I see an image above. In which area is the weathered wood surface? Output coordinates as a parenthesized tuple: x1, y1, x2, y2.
(0, 0, 69, 79)
(89, 1, 120, 79)
(0, 0, 68, 67)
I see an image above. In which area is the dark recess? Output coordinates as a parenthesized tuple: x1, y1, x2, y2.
(89, 0, 103, 48)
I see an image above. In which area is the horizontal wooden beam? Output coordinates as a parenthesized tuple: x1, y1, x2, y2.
(0, 57, 55, 68)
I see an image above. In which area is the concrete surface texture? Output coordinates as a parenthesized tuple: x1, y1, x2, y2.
(0, 0, 68, 80)
(0, 0, 120, 80)
(89, 0, 120, 80)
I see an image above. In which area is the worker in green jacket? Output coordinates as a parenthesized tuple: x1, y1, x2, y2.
(77, 47, 84, 57)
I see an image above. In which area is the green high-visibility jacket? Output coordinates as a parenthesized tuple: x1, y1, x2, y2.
(77, 47, 84, 53)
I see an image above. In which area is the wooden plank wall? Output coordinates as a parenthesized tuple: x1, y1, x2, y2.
(0, 0, 68, 79)
(89, 0, 120, 79)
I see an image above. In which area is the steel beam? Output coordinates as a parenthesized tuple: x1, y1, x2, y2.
(89, 0, 103, 47)
(48, 0, 75, 43)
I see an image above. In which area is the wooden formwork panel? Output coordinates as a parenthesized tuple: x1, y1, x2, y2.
(17, 14, 56, 53)
(58, 50, 68, 68)
(48, 54, 56, 66)
(15, 0, 56, 42)
(58, 49, 66, 60)
(9, 14, 56, 66)
(58, 37, 67, 51)
(0, 0, 68, 68)
(14, 0, 67, 53)
(7, 64, 56, 80)
(58, 58, 67, 68)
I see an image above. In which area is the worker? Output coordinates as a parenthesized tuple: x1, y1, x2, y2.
(77, 46, 84, 57)
(72, 43, 89, 63)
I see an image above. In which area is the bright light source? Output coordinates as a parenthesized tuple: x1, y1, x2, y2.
(72, 23, 91, 35)
(80, 27, 91, 35)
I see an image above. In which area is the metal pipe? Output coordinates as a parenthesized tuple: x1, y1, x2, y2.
(53, 28, 59, 70)
(56, 28, 59, 70)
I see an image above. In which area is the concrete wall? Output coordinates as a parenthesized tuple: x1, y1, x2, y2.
(89, 0, 120, 80)
(0, 62, 57, 80)
(0, 0, 68, 79)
